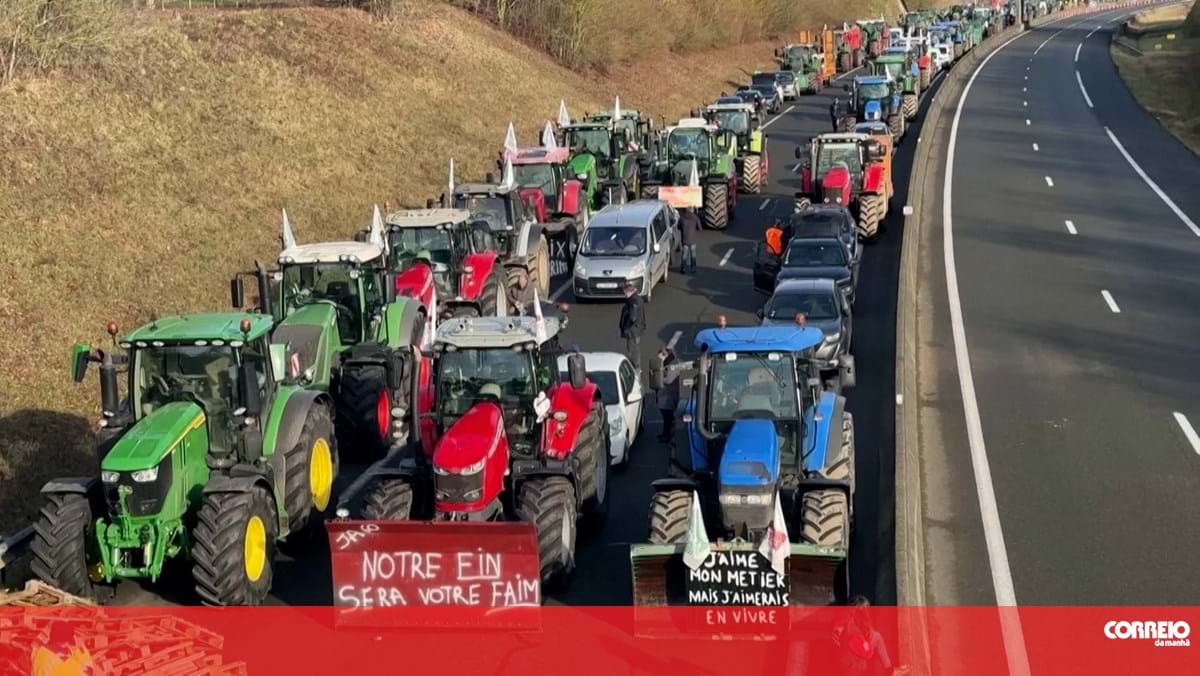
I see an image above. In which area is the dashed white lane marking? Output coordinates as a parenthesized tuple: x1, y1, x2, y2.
(550, 280, 570, 301)
(1075, 43, 1082, 62)
(1064, 220, 1077, 235)
(1025, 119, 1031, 126)
(1104, 126, 1200, 238)
(718, 248, 734, 267)
(1045, 176, 1054, 187)
(1076, 71, 1094, 108)
(1174, 413, 1200, 457)
(792, 163, 801, 173)
(759, 199, 771, 211)
(1023, 87, 1027, 92)
(1032, 143, 1040, 152)
(666, 330, 683, 350)
(1023, 101, 1028, 107)
(1087, 25, 1101, 38)
(943, 27, 1032, 676)
(761, 105, 795, 130)
(1101, 290, 1121, 313)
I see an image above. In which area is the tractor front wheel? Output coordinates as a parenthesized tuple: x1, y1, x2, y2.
(516, 477, 577, 588)
(479, 267, 507, 317)
(336, 364, 388, 462)
(30, 492, 101, 601)
(648, 490, 692, 544)
(191, 486, 278, 606)
(857, 193, 885, 240)
(741, 155, 763, 194)
(902, 93, 918, 121)
(641, 184, 659, 201)
(574, 399, 610, 525)
(798, 412, 854, 548)
(284, 403, 337, 533)
(363, 478, 416, 521)
(702, 182, 729, 230)
(888, 113, 904, 142)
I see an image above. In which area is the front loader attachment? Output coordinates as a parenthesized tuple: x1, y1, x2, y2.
(327, 520, 542, 629)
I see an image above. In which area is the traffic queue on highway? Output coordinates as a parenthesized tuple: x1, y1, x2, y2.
(12, 3, 1011, 611)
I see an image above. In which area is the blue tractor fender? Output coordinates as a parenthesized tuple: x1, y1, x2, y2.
(801, 391, 846, 474)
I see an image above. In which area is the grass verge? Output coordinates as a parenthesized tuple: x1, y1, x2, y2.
(1112, 4, 1200, 154)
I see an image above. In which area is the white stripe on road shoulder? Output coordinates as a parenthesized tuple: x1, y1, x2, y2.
(792, 163, 802, 173)
(719, 248, 734, 267)
(1104, 126, 1200, 237)
(666, 330, 682, 350)
(1076, 71, 1094, 108)
(1064, 219, 1077, 234)
(1173, 413, 1200, 457)
(1045, 176, 1054, 187)
(1101, 290, 1121, 313)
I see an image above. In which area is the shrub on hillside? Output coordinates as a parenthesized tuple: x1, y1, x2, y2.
(1, 0, 123, 84)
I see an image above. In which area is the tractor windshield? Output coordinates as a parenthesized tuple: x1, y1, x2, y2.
(710, 110, 750, 135)
(456, 194, 511, 229)
(389, 226, 455, 269)
(132, 345, 238, 421)
(877, 61, 904, 79)
(280, 263, 368, 342)
(513, 163, 558, 202)
(667, 129, 709, 163)
(858, 82, 891, 99)
(815, 142, 862, 179)
(613, 118, 638, 141)
(565, 127, 611, 158)
(708, 352, 799, 421)
(437, 348, 536, 414)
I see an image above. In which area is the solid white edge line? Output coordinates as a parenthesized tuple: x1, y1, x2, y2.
(1075, 42, 1082, 62)
(1076, 71, 1094, 108)
(666, 330, 682, 350)
(718, 248, 734, 267)
(944, 28, 1031, 676)
(1045, 176, 1054, 187)
(1103, 126, 1200, 237)
(761, 105, 795, 130)
(1173, 412, 1200, 457)
(1065, 219, 1077, 234)
(1101, 289, 1121, 313)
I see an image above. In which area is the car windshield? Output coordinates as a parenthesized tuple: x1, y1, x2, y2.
(389, 226, 454, 268)
(815, 142, 862, 178)
(132, 345, 240, 420)
(581, 226, 646, 256)
(752, 73, 778, 86)
(793, 211, 846, 231)
(859, 82, 891, 99)
(708, 352, 799, 420)
(751, 84, 776, 96)
(785, 241, 848, 267)
(667, 129, 709, 162)
(513, 163, 557, 199)
(711, 110, 750, 134)
(437, 348, 535, 416)
(777, 71, 796, 83)
(768, 291, 841, 321)
(566, 128, 611, 157)
(735, 90, 759, 102)
(562, 370, 620, 405)
(456, 194, 510, 227)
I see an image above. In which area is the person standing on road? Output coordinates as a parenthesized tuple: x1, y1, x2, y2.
(619, 282, 645, 372)
(765, 219, 786, 256)
(830, 98, 841, 132)
(679, 207, 701, 274)
(651, 348, 680, 442)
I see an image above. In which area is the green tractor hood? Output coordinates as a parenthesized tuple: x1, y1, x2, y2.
(102, 401, 205, 472)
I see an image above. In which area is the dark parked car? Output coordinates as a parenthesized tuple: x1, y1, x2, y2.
(733, 88, 766, 122)
(749, 82, 784, 114)
(757, 278, 853, 382)
(791, 204, 861, 270)
(753, 234, 856, 305)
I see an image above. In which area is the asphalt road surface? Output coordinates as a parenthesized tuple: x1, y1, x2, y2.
(921, 2, 1200, 623)
(109, 64, 951, 607)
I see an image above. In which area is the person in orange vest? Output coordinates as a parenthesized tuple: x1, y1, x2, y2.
(764, 219, 785, 256)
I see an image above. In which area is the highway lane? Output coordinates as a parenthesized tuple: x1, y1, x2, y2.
(927, 1, 1200, 621)
(106, 64, 939, 607)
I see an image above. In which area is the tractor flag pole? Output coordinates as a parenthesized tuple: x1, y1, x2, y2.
(681, 491, 712, 570)
(613, 96, 621, 121)
(281, 208, 297, 250)
(557, 100, 571, 128)
(541, 121, 558, 150)
(423, 285, 438, 350)
(369, 204, 385, 248)
(448, 158, 456, 200)
(504, 121, 519, 157)
(499, 156, 515, 191)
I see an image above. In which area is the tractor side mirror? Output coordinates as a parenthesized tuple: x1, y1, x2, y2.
(386, 350, 406, 392)
(352, 229, 370, 243)
(71, 343, 92, 383)
(238, 359, 263, 417)
(230, 276, 245, 309)
(383, 272, 398, 304)
(567, 352, 588, 390)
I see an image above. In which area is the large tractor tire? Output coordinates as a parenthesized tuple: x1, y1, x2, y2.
(702, 182, 729, 230)
(857, 192, 885, 240)
(888, 114, 904, 143)
(740, 155, 763, 194)
(362, 478, 415, 521)
(648, 490, 692, 544)
(573, 399, 610, 524)
(336, 364, 388, 463)
(902, 93, 918, 121)
(516, 476, 577, 587)
(799, 412, 854, 548)
(282, 403, 336, 534)
(191, 485, 278, 606)
(531, 235, 550, 299)
(478, 267, 508, 317)
(920, 67, 931, 91)
(30, 492, 100, 601)
(641, 184, 659, 201)
(838, 116, 858, 133)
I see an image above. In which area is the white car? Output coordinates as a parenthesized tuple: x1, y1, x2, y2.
(934, 43, 953, 70)
(557, 352, 643, 466)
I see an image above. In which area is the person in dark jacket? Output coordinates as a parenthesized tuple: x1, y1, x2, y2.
(830, 98, 841, 132)
(679, 207, 701, 274)
(619, 282, 645, 371)
(651, 347, 681, 442)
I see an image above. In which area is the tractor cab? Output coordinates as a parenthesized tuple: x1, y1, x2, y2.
(704, 103, 759, 151)
(505, 146, 581, 224)
(563, 119, 641, 208)
(849, 75, 898, 122)
(661, 119, 734, 183)
(383, 208, 488, 309)
(453, 174, 551, 305)
(276, 241, 393, 347)
(585, 109, 652, 151)
(798, 132, 885, 206)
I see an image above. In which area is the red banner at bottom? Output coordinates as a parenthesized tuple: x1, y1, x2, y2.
(0, 606, 1197, 675)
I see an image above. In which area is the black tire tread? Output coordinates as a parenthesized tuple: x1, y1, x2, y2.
(702, 182, 729, 230)
(741, 155, 762, 194)
(516, 477, 576, 584)
(191, 487, 277, 606)
(335, 364, 387, 462)
(573, 400, 608, 516)
(648, 490, 692, 544)
(30, 493, 96, 600)
(362, 478, 414, 521)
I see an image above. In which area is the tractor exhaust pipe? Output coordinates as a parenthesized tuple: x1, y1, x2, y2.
(694, 349, 719, 441)
(99, 352, 120, 417)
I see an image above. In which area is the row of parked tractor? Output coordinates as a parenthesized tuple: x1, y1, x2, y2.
(22, 3, 1011, 611)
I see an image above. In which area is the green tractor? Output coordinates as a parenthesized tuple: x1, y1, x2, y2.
(640, 117, 739, 230)
(775, 43, 828, 94)
(871, 48, 922, 121)
(563, 100, 650, 209)
(857, 19, 888, 59)
(703, 102, 768, 194)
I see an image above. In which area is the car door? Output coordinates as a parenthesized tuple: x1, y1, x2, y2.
(618, 359, 642, 441)
(650, 210, 668, 283)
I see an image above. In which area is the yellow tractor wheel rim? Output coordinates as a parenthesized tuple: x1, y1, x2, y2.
(244, 516, 267, 582)
(309, 437, 333, 512)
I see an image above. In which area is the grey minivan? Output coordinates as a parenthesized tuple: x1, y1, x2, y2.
(573, 200, 678, 301)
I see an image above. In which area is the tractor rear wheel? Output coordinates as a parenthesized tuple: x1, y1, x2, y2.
(284, 403, 337, 534)
(798, 412, 854, 548)
(641, 184, 659, 201)
(902, 93, 918, 121)
(531, 235, 550, 299)
(479, 267, 507, 317)
(648, 490, 692, 544)
(888, 114, 903, 142)
(30, 492, 100, 601)
(362, 478, 415, 521)
(192, 485, 278, 606)
(838, 116, 857, 133)
(741, 155, 763, 194)
(574, 400, 610, 524)
(857, 193, 885, 240)
(336, 364, 388, 462)
(516, 476, 577, 587)
(702, 182, 729, 230)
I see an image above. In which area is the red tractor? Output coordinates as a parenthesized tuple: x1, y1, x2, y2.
(348, 313, 610, 586)
(793, 132, 890, 237)
(504, 146, 588, 268)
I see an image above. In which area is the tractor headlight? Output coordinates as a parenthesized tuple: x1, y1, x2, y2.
(130, 467, 159, 483)
(462, 488, 482, 502)
(433, 466, 450, 476)
(458, 458, 486, 476)
(101, 471, 119, 484)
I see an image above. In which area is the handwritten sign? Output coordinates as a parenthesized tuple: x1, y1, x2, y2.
(685, 550, 789, 607)
(658, 186, 703, 208)
(327, 520, 541, 628)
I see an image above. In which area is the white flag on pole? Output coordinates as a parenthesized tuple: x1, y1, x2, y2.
(613, 95, 621, 121)
(557, 100, 571, 128)
(682, 491, 712, 570)
(504, 121, 519, 157)
(541, 121, 558, 150)
(423, 284, 437, 350)
(757, 493, 790, 577)
(448, 158, 456, 200)
(281, 208, 297, 250)
(532, 288, 546, 343)
(499, 156, 515, 191)
(369, 204, 385, 248)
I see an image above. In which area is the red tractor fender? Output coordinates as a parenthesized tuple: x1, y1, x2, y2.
(862, 161, 886, 196)
(519, 188, 548, 223)
(822, 165, 852, 206)
(559, 179, 583, 217)
(540, 381, 600, 461)
(430, 401, 510, 513)
(394, 261, 436, 309)
(458, 252, 500, 300)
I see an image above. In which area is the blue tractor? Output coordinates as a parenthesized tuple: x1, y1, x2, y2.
(630, 325, 856, 606)
(838, 75, 905, 143)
